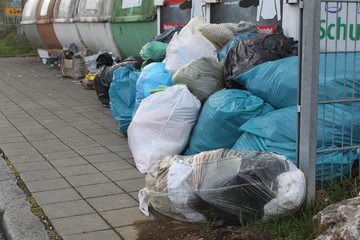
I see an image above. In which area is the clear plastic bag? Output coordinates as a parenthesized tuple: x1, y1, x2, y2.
(139, 149, 306, 225)
(128, 85, 201, 173)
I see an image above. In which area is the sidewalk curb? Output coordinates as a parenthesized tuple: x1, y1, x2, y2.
(0, 151, 50, 240)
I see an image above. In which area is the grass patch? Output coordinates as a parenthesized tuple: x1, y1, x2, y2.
(243, 176, 360, 239)
(0, 24, 37, 57)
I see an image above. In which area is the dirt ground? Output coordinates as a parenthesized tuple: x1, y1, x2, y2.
(134, 215, 276, 240)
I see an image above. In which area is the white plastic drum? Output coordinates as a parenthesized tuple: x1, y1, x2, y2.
(20, 0, 47, 49)
(53, 0, 87, 51)
(74, 0, 124, 57)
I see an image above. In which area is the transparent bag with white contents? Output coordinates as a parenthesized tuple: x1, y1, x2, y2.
(128, 85, 201, 174)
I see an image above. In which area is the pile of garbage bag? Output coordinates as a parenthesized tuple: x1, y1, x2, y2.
(184, 89, 273, 155)
(139, 149, 306, 225)
(94, 55, 142, 107)
(83, 15, 360, 225)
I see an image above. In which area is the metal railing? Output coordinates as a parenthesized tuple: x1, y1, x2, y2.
(0, 0, 36, 57)
(299, 0, 360, 203)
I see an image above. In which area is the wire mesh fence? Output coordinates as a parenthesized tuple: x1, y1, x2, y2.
(298, 0, 360, 202)
(316, 0, 360, 183)
(0, 0, 36, 57)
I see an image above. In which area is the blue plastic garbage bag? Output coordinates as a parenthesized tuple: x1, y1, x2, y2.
(133, 62, 173, 116)
(232, 53, 360, 109)
(239, 104, 360, 147)
(232, 132, 356, 181)
(217, 32, 257, 62)
(109, 66, 141, 136)
(184, 89, 273, 155)
(231, 103, 360, 180)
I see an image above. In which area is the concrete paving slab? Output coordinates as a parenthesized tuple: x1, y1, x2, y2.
(57, 165, 99, 177)
(13, 160, 54, 172)
(75, 182, 124, 198)
(62, 230, 121, 240)
(43, 150, 79, 161)
(36, 144, 73, 154)
(115, 178, 146, 193)
(100, 207, 153, 228)
(104, 168, 145, 182)
(106, 144, 131, 153)
(4, 147, 38, 156)
(50, 157, 89, 168)
(7, 153, 47, 164)
(87, 194, 138, 212)
(24, 133, 57, 141)
(83, 152, 125, 164)
(26, 178, 71, 193)
(50, 214, 110, 236)
(0, 136, 27, 144)
(32, 188, 82, 205)
(65, 173, 110, 187)
(92, 160, 133, 172)
(41, 200, 94, 220)
(73, 146, 111, 156)
(20, 168, 62, 182)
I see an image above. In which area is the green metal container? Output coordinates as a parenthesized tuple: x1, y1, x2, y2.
(110, 0, 157, 57)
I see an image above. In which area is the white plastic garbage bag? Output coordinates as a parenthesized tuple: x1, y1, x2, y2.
(163, 18, 218, 74)
(128, 85, 201, 173)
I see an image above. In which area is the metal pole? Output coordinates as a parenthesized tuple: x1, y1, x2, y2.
(298, 0, 321, 205)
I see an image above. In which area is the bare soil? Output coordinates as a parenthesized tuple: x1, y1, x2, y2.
(134, 214, 277, 240)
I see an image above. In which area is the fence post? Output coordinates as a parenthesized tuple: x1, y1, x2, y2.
(298, 0, 321, 205)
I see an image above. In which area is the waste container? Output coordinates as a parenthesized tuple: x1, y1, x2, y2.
(208, 0, 283, 34)
(37, 0, 62, 49)
(282, 1, 359, 52)
(158, 0, 191, 32)
(110, 0, 157, 57)
(75, 0, 124, 58)
(53, 0, 87, 51)
(21, 0, 47, 49)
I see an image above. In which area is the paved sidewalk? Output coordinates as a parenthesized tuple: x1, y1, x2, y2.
(0, 57, 152, 239)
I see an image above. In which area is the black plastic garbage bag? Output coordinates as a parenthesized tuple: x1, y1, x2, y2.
(224, 27, 298, 88)
(194, 153, 287, 224)
(94, 56, 143, 107)
(96, 52, 114, 69)
(151, 26, 183, 43)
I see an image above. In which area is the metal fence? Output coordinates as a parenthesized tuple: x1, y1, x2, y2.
(0, 0, 36, 57)
(299, 0, 360, 203)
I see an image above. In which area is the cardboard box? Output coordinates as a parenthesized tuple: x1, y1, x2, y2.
(61, 58, 87, 79)
(62, 59, 74, 69)
(38, 49, 61, 68)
